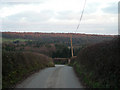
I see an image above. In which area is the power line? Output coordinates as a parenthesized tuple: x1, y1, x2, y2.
(70, 0, 87, 57)
(75, 0, 87, 33)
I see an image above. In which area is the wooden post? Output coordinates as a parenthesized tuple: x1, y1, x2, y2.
(70, 35, 73, 57)
(68, 59, 71, 64)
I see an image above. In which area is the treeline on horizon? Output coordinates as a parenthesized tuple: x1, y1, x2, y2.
(2, 32, 115, 58)
(2, 32, 114, 46)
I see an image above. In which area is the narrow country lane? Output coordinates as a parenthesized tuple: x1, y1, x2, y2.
(16, 65, 83, 88)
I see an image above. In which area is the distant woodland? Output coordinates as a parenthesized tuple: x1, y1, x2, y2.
(2, 32, 115, 57)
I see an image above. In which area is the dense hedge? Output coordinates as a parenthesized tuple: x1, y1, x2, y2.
(71, 37, 120, 88)
(2, 51, 54, 88)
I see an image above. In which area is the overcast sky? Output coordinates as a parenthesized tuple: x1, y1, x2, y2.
(0, 0, 119, 35)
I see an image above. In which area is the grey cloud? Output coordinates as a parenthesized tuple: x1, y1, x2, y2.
(2, 21, 118, 35)
(102, 3, 117, 14)
(2, 10, 55, 31)
(84, 2, 101, 14)
(58, 11, 73, 15)
(4, 10, 55, 22)
(55, 11, 77, 20)
(1, 0, 46, 3)
(73, 23, 117, 35)
(55, 2, 101, 20)
(0, 2, 43, 9)
(1, 1, 118, 35)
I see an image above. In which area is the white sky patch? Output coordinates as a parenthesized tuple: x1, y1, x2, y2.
(0, 0, 119, 35)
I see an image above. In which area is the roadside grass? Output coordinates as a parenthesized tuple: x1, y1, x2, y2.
(2, 51, 54, 88)
(0, 75, 1, 89)
(73, 63, 103, 88)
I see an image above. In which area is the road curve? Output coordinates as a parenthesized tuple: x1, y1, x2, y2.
(16, 65, 83, 88)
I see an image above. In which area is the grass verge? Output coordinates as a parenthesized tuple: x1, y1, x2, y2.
(70, 37, 120, 88)
(2, 51, 54, 88)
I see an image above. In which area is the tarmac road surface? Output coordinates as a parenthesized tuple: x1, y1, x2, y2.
(16, 65, 83, 88)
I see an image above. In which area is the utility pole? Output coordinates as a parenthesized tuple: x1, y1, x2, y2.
(70, 34, 74, 57)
